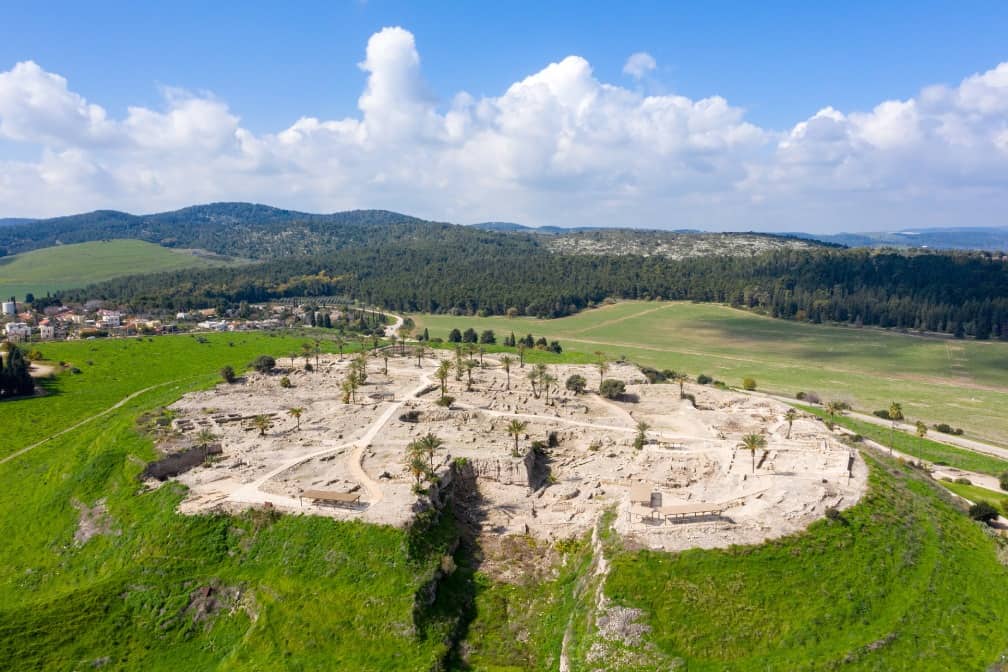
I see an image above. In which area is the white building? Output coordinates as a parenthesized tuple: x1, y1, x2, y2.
(197, 320, 229, 331)
(5, 322, 31, 340)
(1, 301, 15, 316)
(39, 324, 55, 340)
(98, 310, 121, 328)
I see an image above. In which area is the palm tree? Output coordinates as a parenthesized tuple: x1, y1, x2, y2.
(507, 419, 529, 456)
(454, 346, 464, 381)
(634, 421, 650, 450)
(383, 351, 389, 375)
(406, 443, 428, 488)
(739, 433, 767, 473)
(353, 351, 368, 385)
(517, 342, 527, 368)
(528, 363, 548, 399)
(784, 408, 798, 439)
(341, 374, 358, 404)
(478, 346, 486, 367)
(915, 420, 927, 438)
(499, 355, 515, 390)
(435, 360, 452, 399)
(541, 372, 557, 404)
(416, 342, 426, 368)
(301, 342, 313, 369)
(252, 414, 272, 437)
(673, 372, 688, 399)
(888, 401, 904, 454)
(335, 334, 346, 360)
(314, 339, 321, 370)
(196, 428, 217, 456)
(416, 432, 444, 470)
(596, 353, 609, 392)
(463, 359, 478, 391)
(399, 325, 413, 356)
(288, 406, 304, 431)
(825, 401, 843, 425)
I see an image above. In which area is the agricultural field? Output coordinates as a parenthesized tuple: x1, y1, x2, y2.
(411, 301, 1008, 447)
(0, 239, 237, 301)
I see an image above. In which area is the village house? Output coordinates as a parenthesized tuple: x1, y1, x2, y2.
(4, 322, 31, 341)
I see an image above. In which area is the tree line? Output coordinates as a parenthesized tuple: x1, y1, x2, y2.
(56, 234, 1008, 340)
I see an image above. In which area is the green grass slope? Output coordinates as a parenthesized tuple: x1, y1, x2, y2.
(601, 457, 1008, 671)
(0, 333, 455, 671)
(412, 301, 1008, 446)
(0, 239, 234, 300)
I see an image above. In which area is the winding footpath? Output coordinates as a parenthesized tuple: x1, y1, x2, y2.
(229, 368, 433, 510)
(0, 379, 186, 467)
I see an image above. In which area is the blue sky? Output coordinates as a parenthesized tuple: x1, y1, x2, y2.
(1, 2, 1007, 231)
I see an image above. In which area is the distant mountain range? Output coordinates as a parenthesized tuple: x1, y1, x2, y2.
(788, 227, 1008, 252)
(474, 221, 1008, 252)
(2, 202, 1004, 254)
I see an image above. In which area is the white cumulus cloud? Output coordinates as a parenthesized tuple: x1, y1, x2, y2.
(0, 28, 1007, 232)
(623, 52, 657, 80)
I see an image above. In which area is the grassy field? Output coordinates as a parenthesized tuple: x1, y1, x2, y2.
(411, 301, 1008, 446)
(798, 405, 1008, 477)
(0, 239, 236, 300)
(0, 333, 457, 671)
(940, 479, 1008, 512)
(5, 332, 1008, 670)
(602, 456, 1008, 671)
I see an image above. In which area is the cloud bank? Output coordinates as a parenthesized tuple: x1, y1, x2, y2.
(1, 26, 1007, 231)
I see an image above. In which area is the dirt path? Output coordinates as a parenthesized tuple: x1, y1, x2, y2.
(563, 303, 671, 336)
(230, 369, 433, 510)
(0, 379, 187, 467)
(756, 390, 1008, 458)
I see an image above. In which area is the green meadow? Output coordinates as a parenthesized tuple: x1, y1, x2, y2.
(0, 333, 456, 671)
(412, 301, 1008, 446)
(3, 332, 1008, 670)
(0, 239, 235, 301)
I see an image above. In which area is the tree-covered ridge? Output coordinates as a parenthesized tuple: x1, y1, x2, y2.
(0, 202, 461, 259)
(60, 240, 1008, 339)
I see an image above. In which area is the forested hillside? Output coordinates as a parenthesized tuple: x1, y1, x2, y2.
(60, 235, 1008, 339)
(0, 203, 443, 259)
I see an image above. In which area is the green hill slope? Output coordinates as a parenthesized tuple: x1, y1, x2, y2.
(0, 239, 235, 301)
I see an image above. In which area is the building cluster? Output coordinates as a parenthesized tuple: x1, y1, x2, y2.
(1, 298, 355, 344)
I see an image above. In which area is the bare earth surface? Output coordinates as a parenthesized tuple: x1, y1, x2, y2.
(163, 350, 866, 552)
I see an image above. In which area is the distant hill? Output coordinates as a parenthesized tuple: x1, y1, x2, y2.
(543, 229, 830, 258)
(0, 218, 36, 227)
(787, 227, 1008, 252)
(0, 239, 238, 301)
(0, 203, 438, 258)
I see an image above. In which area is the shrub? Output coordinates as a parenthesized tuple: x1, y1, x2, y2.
(873, 409, 891, 420)
(220, 365, 237, 383)
(742, 377, 757, 391)
(697, 374, 712, 385)
(252, 355, 276, 374)
(436, 395, 455, 408)
(804, 391, 821, 404)
(796, 391, 806, 400)
(681, 392, 697, 408)
(565, 374, 587, 394)
(599, 379, 626, 399)
(955, 477, 973, 486)
(640, 367, 665, 383)
(279, 376, 292, 388)
(825, 506, 842, 521)
(999, 471, 1008, 492)
(968, 501, 999, 524)
(304, 362, 313, 372)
